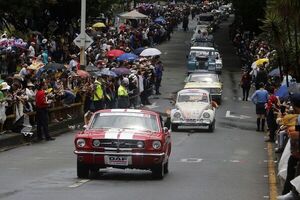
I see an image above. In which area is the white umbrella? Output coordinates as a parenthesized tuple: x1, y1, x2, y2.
(140, 48, 162, 57)
(118, 10, 148, 20)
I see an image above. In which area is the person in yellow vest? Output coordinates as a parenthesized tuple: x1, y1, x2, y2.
(92, 77, 104, 111)
(117, 78, 130, 108)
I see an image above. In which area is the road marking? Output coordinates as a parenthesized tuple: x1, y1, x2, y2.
(229, 160, 240, 163)
(225, 110, 251, 120)
(180, 158, 203, 163)
(145, 102, 159, 109)
(68, 179, 90, 188)
(223, 97, 228, 100)
(267, 142, 278, 199)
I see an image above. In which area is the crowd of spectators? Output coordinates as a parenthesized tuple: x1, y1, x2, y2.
(0, 3, 193, 133)
(232, 24, 300, 199)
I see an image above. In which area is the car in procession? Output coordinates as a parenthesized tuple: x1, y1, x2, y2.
(184, 71, 223, 104)
(74, 109, 171, 179)
(170, 89, 216, 132)
(187, 46, 223, 73)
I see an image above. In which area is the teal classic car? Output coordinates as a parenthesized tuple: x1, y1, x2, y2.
(187, 47, 222, 74)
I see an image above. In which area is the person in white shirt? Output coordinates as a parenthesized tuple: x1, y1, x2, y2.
(28, 42, 35, 58)
(69, 55, 79, 69)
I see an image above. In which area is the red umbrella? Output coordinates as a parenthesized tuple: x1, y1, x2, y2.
(106, 49, 125, 58)
(77, 70, 90, 78)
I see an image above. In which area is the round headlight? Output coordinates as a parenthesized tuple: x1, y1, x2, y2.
(76, 138, 86, 147)
(174, 112, 181, 118)
(203, 112, 210, 118)
(92, 139, 101, 147)
(137, 141, 144, 148)
(152, 141, 162, 150)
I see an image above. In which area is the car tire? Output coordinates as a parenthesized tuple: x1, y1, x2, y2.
(164, 161, 169, 174)
(77, 160, 90, 179)
(208, 120, 215, 132)
(171, 123, 178, 132)
(152, 163, 164, 180)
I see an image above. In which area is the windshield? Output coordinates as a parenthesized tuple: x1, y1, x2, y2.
(189, 51, 211, 60)
(178, 93, 209, 103)
(90, 112, 159, 132)
(192, 41, 214, 47)
(188, 74, 219, 82)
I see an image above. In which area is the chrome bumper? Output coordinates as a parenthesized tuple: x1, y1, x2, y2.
(74, 150, 165, 157)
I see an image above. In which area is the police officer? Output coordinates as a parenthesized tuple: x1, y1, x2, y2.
(92, 77, 104, 111)
(117, 78, 129, 108)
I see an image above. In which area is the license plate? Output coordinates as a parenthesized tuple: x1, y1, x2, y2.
(104, 156, 129, 166)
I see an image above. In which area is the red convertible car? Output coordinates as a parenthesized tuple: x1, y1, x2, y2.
(74, 109, 171, 179)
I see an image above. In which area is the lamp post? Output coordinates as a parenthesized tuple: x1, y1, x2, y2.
(80, 0, 86, 65)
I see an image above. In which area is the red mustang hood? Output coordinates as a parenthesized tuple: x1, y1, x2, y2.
(84, 128, 160, 140)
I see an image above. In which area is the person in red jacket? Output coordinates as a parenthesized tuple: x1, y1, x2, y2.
(35, 83, 55, 141)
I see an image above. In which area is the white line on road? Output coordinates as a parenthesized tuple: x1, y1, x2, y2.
(68, 179, 90, 188)
(180, 158, 203, 163)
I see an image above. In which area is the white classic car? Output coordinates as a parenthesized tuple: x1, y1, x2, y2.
(170, 89, 216, 132)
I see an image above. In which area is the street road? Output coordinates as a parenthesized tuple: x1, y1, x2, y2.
(0, 16, 269, 200)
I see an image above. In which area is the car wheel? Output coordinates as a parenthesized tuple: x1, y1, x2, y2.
(152, 163, 164, 179)
(77, 160, 90, 179)
(171, 123, 178, 132)
(208, 120, 215, 132)
(164, 161, 169, 174)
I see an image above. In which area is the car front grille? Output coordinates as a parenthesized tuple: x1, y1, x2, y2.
(94, 139, 142, 149)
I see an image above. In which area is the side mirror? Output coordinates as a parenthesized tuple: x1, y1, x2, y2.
(163, 127, 169, 133)
(170, 100, 175, 105)
(83, 125, 88, 130)
(186, 55, 188, 59)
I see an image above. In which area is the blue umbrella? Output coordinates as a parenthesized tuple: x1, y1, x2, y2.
(268, 68, 280, 77)
(154, 17, 166, 24)
(133, 47, 146, 55)
(116, 53, 138, 62)
(275, 85, 289, 100)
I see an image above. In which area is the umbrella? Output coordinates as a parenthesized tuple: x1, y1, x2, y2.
(154, 17, 166, 24)
(116, 53, 138, 62)
(85, 65, 99, 72)
(77, 70, 90, 78)
(255, 58, 269, 66)
(118, 10, 149, 20)
(28, 61, 44, 70)
(113, 67, 131, 75)
(275, 85, 289, 100)
(140, 48, 162, 57)
(133, 47, 146, 55)
(92, 22, 106, 28)
(106, 49, 125, 58)
(268, 68, 280, 77)
(43, 63, 66, 71)
(99, 68, 118, 77)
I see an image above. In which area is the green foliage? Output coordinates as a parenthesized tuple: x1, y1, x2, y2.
(231, 0, 267, 33)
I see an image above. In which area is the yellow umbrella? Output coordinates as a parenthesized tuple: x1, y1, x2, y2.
(28, 61, 44, 70)
(92, 22, 106, 28)
(255, 58, 269, 67)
